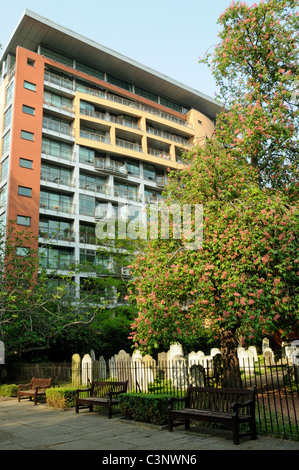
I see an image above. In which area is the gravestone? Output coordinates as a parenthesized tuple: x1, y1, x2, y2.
(171, 355, 187, 389)
(248, 345, 258, 362)
(243, 350, 255, 371)
(189, 364, 205, 387)
(264, 348, 274, 366)
(115, 350, 132, 389)
(96, 356, 106, 379)
(262, 338, 270, 353)
(109, 355, 117, 378)
(71, 353, 81, 386)
(82, 353, 93, 385)
(210, 348, 221, 358)
(167, 343, 184, 363)
(0, 341, 4, 364)
(157, 351, 168, 380)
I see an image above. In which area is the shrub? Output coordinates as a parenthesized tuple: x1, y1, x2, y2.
(46, 388, 76, 409)
(0, 384, 18, 397)
(119, 393, 171, 426)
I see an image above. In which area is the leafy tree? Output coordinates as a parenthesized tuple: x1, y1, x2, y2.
(128, 143, 299, 387)
(200, 0, 298, 194)
(0, 224, 99, 360)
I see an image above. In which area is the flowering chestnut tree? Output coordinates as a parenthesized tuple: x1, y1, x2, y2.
(200, 0, 298, 196)
(128, 144, 298, 386)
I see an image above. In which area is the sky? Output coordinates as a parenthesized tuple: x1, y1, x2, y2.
(0, 0, 242, 100)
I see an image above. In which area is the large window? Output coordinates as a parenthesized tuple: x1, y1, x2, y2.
(40, 190, 72, 213)
(39, 246, 74, 270)
(39, 218, 74, 241)
(41, 163, 72, 186)
(42, 138, 73, 161)
(79, 194, 95, 216)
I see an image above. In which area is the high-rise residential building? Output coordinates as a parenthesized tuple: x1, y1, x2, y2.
(0, 10, 222, 300)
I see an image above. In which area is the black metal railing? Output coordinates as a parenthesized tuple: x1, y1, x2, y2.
(3, 357, 298, 440)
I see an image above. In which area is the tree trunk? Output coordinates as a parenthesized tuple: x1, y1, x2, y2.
(219, 327, 242, 388)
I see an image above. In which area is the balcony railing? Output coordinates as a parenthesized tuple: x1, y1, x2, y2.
(40, 198, 75, 214)
(79, 232, 97, 244)
(41, 143, 75, 162)
(77, 83, 193, 129)
(94, 158, 128, 176)
(39, 229, 75, 242)
(43, 98, 75, 115)
(80, 129, 110, 144)
(79, 180, 110, 195)
(40, 171, 75, 187)
(146, 126, 191, 146)
(148, 148, 171, 160)
(80, 108, 141, 131)
(43, 118, 75, 138)
(39, 257, 76, 270)
(116, 138, 143, 152)
(113, 187, 141, 202)
(44, 71, 74, 92)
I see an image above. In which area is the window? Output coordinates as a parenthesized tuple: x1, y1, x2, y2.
(22, 105, 35, 115)
(27, 58, 35, 67)
(16, 246, 30, 256)
(21, 130, 34, 141)
(3, 106, 12, 130)
(1, 158, 9, 181)
(18, 186, 32, 197)
(17, 215, 31, 226)
(2, 130, 11, 156)
(24, 81, 36, 91)
(20, 158, 33, 169)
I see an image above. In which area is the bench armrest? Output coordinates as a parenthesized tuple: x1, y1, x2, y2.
(232, 399, 255, 415)
(168, 396, 188, 410)
(75, 387, 92, 397)
(18, 383, 31, 390)
(108, 389, 127, 398)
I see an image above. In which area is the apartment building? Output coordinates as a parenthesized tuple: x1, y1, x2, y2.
(0, 10, 222, 300)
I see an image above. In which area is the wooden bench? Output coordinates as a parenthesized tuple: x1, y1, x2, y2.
(18, 377, 52, 405)
(75, 380, 128, 419)
(168, 386, 257, 445)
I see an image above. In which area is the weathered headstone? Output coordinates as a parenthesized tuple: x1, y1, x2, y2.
(115, 350, 132, 389)
(82, 353, 93, 385)
(263, 348, 274, 366)
(109, 355, 117, 378)
(71, 353, 81, 386)
(262, 338, 270, 353)
(171, 355, 187, 389)
(0, 341, 4, 365)
(189, 364, 205, 387)
(167, 342, 184, 363)
(248, 345, 258, 362)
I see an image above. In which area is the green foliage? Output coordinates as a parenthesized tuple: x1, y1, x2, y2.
(46, 388, 77, 408)
(199, 0, 299, 194)
(128, 143, 299, 355)
(0, 384, 18, 397)
(119, 393, 171, 425)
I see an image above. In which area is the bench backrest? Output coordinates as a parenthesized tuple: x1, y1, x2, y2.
(91, 380, 128, 398)
(30, 378, 52, 390)
(187, 386, 255, 413)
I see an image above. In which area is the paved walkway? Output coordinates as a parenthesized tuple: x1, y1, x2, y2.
(0, 398, 299, 455)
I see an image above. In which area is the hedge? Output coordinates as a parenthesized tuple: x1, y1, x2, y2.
(46, 388, 77, 409)
(119, 393, 171, 426)
(0, 384, 18, 397)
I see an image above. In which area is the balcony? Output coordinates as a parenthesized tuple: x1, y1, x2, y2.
(146, 126, 191, 146)
(79, 180, 110, 196)
(40, 170, 75, 188)
(94, 158, 128, 176)
(77, 83, 193, 129)
(41, 143, 75, 163)
(43, 118, 75, 139)
(148, 148, 171, 161)
(39, 257, 76, 271)
(113, 187, 141, 202)
(43, 98, 75, 116)
(44, 71, 75, 94)
(40, 198, 75, 214)
(116, 138, 142, 152)
(80, 129, 110, 144)
(39, 228, 75, 242)
(80, 108, 141, 131)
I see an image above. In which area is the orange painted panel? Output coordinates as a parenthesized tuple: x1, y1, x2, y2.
(7, 47, 45, 245)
